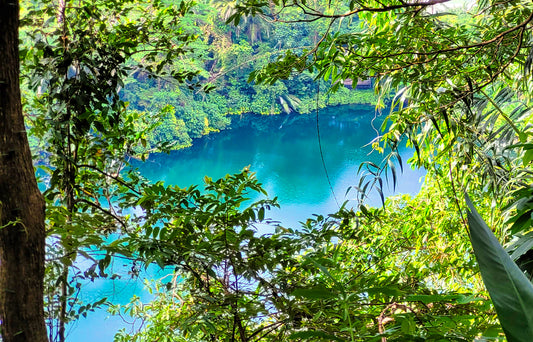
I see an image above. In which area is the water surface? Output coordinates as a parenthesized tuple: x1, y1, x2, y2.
(67, 104, 425, 340)
(137, 104, 423, 226)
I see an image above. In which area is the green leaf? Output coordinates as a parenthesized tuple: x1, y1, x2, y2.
(509, 232, 533, 261)
(466, 195, 533, 341)
(366, 286, 404, 297)
(288, 330, 344, 341)
(291, 285, 336, 299)
(258, 207, 265, 221)
(523, 149, 533, 166)
(406, 294, 462, 304)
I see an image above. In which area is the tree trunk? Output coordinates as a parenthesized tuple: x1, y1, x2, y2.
(0, 1, 48, 341)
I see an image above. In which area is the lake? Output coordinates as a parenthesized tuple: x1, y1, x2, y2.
(66, 104, 425, 341)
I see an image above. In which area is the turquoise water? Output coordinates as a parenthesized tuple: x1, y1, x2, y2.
(66, 104, 425, 340)
(136, 104, 423, 226)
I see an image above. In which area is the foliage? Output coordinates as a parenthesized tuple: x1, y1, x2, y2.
(20, 0, 200, 339)
(112, 171, 502, 341)
(115, 0, 377, 152)
(211, 0, 533, 338)
(467, 195, 533, 341)
(16, 0, 533, 340)
(231, 0, 533, 216)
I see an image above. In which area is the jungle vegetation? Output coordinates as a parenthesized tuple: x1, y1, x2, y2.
(2, 0, 533, 341)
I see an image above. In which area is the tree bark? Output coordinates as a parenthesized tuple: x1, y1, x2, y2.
(0, 1, 48, 341)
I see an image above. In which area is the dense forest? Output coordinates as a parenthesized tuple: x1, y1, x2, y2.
(2, 0, 533, 341)
(117, 0, 378, 153)
(22, 0, 378, 154)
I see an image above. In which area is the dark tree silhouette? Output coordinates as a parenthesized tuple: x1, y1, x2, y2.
(0, 1, 48, 341)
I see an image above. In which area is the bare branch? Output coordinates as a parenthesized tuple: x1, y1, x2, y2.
(77, 163, 142, 195)
(76, 198, 127, 230)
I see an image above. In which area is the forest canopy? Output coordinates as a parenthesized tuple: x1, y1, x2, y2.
(1, 0, 533, 341)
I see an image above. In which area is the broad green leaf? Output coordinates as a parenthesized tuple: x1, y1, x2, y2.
(466, 195, 533, 341)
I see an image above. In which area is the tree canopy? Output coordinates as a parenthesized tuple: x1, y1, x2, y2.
(2, 0, 533, 341)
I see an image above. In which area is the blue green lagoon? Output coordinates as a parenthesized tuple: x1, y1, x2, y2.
(67, 104, 425, 340)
